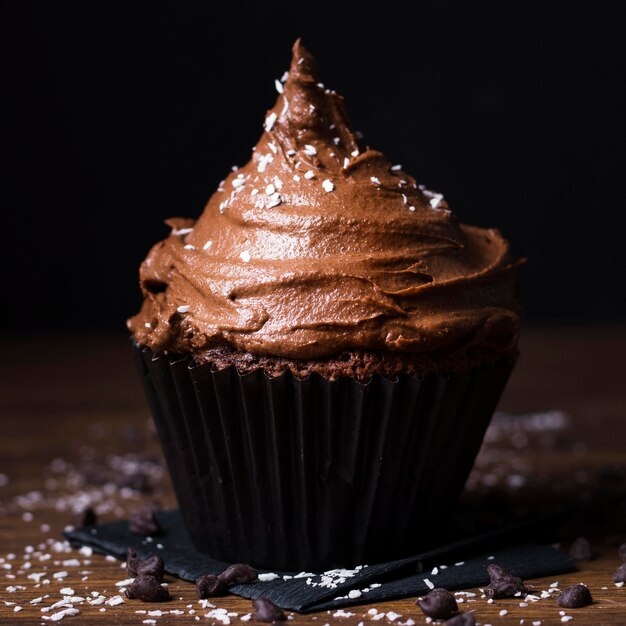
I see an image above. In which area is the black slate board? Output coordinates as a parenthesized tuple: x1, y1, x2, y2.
(65, 509, 575, 612)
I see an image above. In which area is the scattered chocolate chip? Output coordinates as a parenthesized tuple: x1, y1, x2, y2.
(252, 597, 286, 622)
(557, 583, 593, 608)
(614, 563, 626, 583)
(444, 614, 476, 626)
(219, 563, 257, 585)
(129, 505, 162, 535)
(75, 507, 97, 528)
(570, 536, 594, 561)
(484, 564, 528, 598)
(125, 574, 170, 602)
(126, 549, 164, 582)
(197, 574, 227, 598)
(415, 588, 458, 620)
(618, 543, 626, 562)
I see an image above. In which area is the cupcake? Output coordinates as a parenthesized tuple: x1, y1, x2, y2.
(128, 40, 522, 571)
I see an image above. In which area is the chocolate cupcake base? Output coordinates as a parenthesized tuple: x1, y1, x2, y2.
(134, 343, 514, 571)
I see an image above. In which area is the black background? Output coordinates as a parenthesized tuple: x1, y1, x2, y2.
(1, 2, 624, 333)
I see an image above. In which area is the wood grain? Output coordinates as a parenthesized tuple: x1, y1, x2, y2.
(1, 328, 625, 624)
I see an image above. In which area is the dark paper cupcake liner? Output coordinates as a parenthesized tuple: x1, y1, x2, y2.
(133, 343, 514, 571)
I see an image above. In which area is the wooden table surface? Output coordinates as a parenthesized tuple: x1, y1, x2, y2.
(1, 328, 625, 625)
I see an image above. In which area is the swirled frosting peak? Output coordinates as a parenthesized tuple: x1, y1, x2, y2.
(129, 40, 522, 360)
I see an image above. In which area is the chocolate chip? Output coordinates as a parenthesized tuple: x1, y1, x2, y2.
(129, 505, 161, 535)
(125, 574, 170, 602)
(557, 583, 593, 608)
(252, 597, 286, 622)
(570, 536, 594, 561)
(197, 574, 228, 598)
(444, 614, 476, 626)
(618, 543, 626, 562)
(614, 563, 626, 583)
(126, 549, 164, 582)
(219, 563, 257, 585)
(75, 507, 97, 528)
(415, 588, 458, 620)
(484, 564, 528, 598)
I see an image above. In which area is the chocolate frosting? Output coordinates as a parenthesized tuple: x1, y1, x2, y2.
(128, 40, 522, 360)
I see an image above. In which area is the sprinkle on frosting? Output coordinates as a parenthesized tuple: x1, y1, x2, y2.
(129, 39, 522, 361)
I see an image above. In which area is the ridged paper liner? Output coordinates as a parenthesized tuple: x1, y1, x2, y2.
(134, 343, 514, 571)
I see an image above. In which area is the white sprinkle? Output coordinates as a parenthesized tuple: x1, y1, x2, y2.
(391, 164, 402, 171)
(268, 142, 278, 154)
(30, 597, 44, 604)
(281, 97, 289, 116)
(265, 184, 276, 195)
(177, 305, 190, 313)
(59, 587, 74, 595)
(232, 178, 246, 188)
(368, 609, 378, 615)
(184, 244, 196, 250)
(304, 170, 315, 180)
(52, 572, 68, 580)
(561, 618, 573, 623)
(304, 144, 317, 156)
(455, 562, 465, 566)
(286, 149, 297, 157)
(500, 610, 508, 616)
(431, 567, 439, 575)
(347, 590, 361, 599)
(116, 578, 135, 587)
(14, 606, 22, 612)
(264, 112, 277, 132)
(46, 607, 80, 621)
(293, 175, 301, 182)
(386, 612, 401, 621)
(143, 621, 156, 625)
(616, 582, 625, 587)
(266, 192, 282, 208)
(550, 582, 560, 588)
(343, 157, 349, 168)
(203, 240, 213, 251)
(275, 79, 283, 94)
(409, 205, 416, 211)
(533, 622, 542, 626)
(172, 227, 193, 235)
(144, 322, 151, 328)
(370, 176, 381, 185)
(519, 602, 528, 607)
(78, 547, 93, 557)
(487, 598, 494, 604)
(240, 615, 252, 622)
(272, 176, 283, 190)
(258, 573, 280, 582)
(351, 150, 359, 157)
(402, 193, 408, 204)
(322, 179, 334, 193)
(423, 578, 434, 589)
(106, 596, 124, 606)
(258, 153, 273, 173)
(430, 195, 444, 209)
(333, 610, 355, 618)
(240, 251, 251, 263)
(487, 555, 495, 560)
(281, 71, 289, 82)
